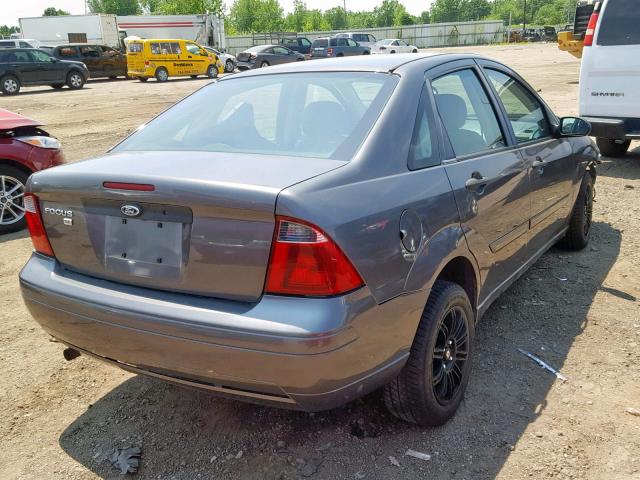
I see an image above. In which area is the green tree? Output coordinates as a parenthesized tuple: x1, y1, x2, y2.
(285, 0, 307, 31)
(228, 0, 285, 33)
(154, 0, 223, 15)
(393, 4, 416, 26)
(418, 10, 431, 24)
(373, 0, 400, 27)
(430, 0, 462, 23)
(304, 9, 328, 31)
(88, 0, 141, 15)
(43, 7, 71, 16)
(460, 0, 491, 21)
(323, 7, 347, 30)
(0, 25, 20, 37)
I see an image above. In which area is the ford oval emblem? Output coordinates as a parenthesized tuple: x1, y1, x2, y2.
(121, 204, 141, 217)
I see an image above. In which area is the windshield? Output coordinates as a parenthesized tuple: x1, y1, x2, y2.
(114, 72, 397, 160)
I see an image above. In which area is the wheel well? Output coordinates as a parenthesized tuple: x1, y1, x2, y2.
(435, 257, 477, 312)
(0, 159, 33, 177)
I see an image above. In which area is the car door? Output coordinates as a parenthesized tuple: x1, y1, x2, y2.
(397, 40, 410, 53)
(29, 49, 65, 83)
(184, 42, 206, 75)
(479, 61, 575, 256)
(3, 50, 39, 84)
(100, 46, 125, 77)
(79, 45, 102, 77)
(345, 38, 360, 55)
(272, 46, 291, 64)
(430, 60, 531, 306)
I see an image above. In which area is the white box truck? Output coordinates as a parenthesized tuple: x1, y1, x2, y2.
(117, 15, 225, 49)
(19, 14, 121, 48)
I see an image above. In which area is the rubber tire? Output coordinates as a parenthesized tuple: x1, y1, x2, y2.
(558, 174, 594, 251)
(390, 50, 396, 54)
(1, 75, 20, 95)
(190, 75, 199, 79)
(596, 137, 630, 157)
(109, 76, 117, 80)
(225, 60, 234, 72)
(66, 71, 85, 89)
(155, 67, 168, 82)
(138, 77, 149, 82)
(51, 84, 64, 89)
(260, 61, 270, 68)
(0, 165, 29, 234)
(362, 50, 370, 55)
(206, 65, 218, 78)
(384, 280, 475, 426)
(412, 49, 418, 53)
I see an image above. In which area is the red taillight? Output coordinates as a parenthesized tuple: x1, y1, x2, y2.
(24, 193, 55, 257)
(265, 217, 364, 297)
(327, 48, 334, 56)
(103, 182, 155, 191)
(584, 12, 600, 46)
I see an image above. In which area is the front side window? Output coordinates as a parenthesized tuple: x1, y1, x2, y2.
(19, 41, 31, 48)
(186, 43, 201, 55)
(114, 72, 397, 161)
(301, 38, 311, 47)
(347, 39, 358, 47)
(30, 50, 52, 63)
(432, 69, 505, 157)
(127, 42, 143, 53)
(80, 46, 100, 58)
(273, 46, 289, 55)
(597, 0, 640, 46)
(368, 35, 377, 43)
(485, 68, 551, 144)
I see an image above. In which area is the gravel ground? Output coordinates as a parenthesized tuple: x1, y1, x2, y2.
(1, 43, 639, 480)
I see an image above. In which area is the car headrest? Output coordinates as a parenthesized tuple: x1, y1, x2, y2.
(302, 101, 346, 136)
(435, 93, 468, 130)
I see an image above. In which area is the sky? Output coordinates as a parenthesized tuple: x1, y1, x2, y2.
(1, 0, 432, 27)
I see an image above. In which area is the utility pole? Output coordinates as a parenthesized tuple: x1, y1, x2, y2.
(523, 0, 526, 33)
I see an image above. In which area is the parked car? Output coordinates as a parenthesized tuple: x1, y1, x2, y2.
(0, 109, 64, 234)
(310, 37, 370, 58)
(126, 38, 222, 82)
(0, 48, 89, 95)
(236, 45, 304, 70)
(335, 32, 378, 49)
(543, 26, 558, 42)
(372, 38, 419, 54)
(203, 46, 236, 73)
(278, 36, 313, 55)
(579, 0, 639, 157)
(20, 54, 598, 426)
(0, 39, 42, 49)
(49, 44, 127, 79)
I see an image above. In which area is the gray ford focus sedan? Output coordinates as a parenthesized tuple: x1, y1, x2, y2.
(20, 54, 599, 426)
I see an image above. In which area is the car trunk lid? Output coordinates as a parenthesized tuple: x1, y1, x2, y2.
(29, 151, 345, 302)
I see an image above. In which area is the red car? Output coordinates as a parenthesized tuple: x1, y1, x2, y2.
(0, 109, 64, 234)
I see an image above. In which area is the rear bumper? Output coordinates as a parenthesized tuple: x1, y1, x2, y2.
(20, 254, 426, 411)
(583, 116, 640, 140)
(236, 61, 256, 70)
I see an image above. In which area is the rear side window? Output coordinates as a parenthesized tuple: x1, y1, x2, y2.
(432, 69, 505, 157)
(0, 50, 31, 63)
(408, 85, 438, 170)
(115, 72, 397, 161)
(597, 0, 640, 46)
(312, 39, 328, 48)
(0, 41, 15, 47)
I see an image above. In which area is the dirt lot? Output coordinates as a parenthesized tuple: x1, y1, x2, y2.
(1, 43, 639, 479)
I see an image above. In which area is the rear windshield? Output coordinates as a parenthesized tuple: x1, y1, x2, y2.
(312, 39, 328, 47)
(114, 72, 397, 160)
(598, 0, 640, 46)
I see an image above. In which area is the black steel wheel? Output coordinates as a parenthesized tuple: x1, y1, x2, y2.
(384, 280, 475, 426)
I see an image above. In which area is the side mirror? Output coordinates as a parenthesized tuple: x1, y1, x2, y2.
(50, 57, 59, 63)
(559, 117, 591, 137)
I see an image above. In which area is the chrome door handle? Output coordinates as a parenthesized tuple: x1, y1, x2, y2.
(465, 172, 487, 191)
(532, 156, 545, 166)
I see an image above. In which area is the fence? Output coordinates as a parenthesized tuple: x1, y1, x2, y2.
(225, 20, 505, 54)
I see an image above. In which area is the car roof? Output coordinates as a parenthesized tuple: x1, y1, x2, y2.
(55, 43, 109, 47)
(229, 52, 480, 77)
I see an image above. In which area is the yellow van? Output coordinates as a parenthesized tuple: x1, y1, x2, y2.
(126, 38, 224, 82)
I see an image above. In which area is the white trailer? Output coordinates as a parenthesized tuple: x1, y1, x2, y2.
(116, 15, 225, 49)
(18, 14, 121, 48)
